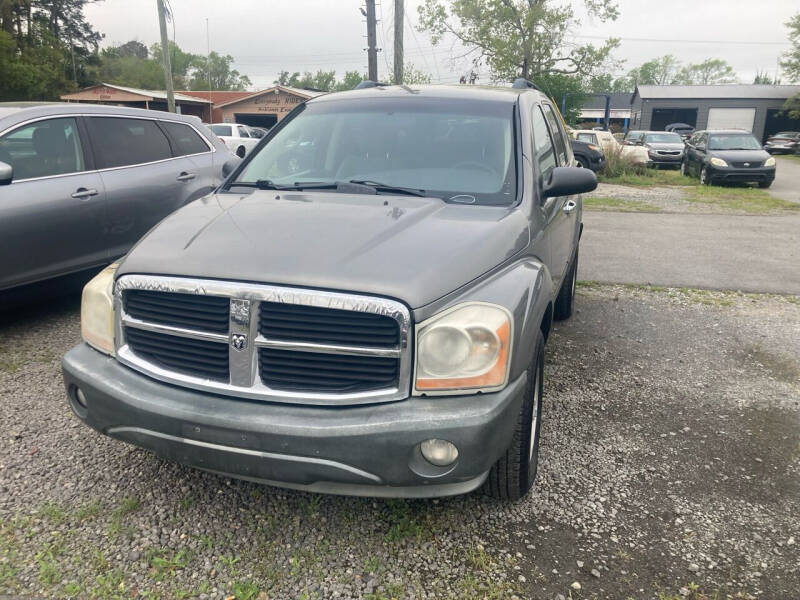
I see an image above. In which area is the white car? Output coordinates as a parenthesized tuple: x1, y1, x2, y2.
(209, 123, 260, 158)
(573, 129, 648, 165)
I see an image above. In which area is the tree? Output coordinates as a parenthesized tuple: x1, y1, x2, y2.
(334, 70, 367, 91)
(187, 51, 250, 91)
(388, 63, 432, 85)
(533, 73, 586, 124)
(587, 72, 634, 93)
(674, 58, 737, 85)
(627, 55, 680, 86)
(151, 41, 198, 88)
(418, 0, 620, 82)
(117, 40, 148, 59)
(781, 12, 800, 82)
(273, 70, 368, 92)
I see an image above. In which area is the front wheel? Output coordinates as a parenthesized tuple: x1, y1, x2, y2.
(236, 146, 246, 158)
(700, 165, 712, 185)
(483, 331, 544, 501)
(575, 156, 588, 169)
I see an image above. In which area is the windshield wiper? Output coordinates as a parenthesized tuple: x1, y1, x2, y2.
(227, 180, 338, 191)
(348, 180, 428, 197)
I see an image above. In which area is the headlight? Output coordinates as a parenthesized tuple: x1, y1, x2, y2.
(81, 262, 118, 355)
(710, 157, 728, 168)
(415, 303, 512, 394)
(765, 157, 776, 167)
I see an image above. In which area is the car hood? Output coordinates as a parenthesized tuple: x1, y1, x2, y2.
(708, 149, 771, 163)
(646, 142, 685, 151)
(117, 190, 530, 309)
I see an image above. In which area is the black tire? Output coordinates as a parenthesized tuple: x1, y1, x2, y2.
(700, 165, 712, 185)
(483, 331, 544, 501)
(680, 159, 690, 177)
(236, 146, 246, 158)
(575, 156, 588, 169)
(553, 247, 578, 321)
(758, 180, 773, 189)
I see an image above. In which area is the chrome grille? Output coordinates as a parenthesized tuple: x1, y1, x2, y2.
(114, 275, 412, 405)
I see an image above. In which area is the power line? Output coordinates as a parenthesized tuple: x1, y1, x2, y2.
(574, 33, 790, 46)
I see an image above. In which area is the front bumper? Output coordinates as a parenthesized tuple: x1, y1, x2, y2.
(62, 344, 527, 498)
(647, 153, 683, 167)
(706, 166, 776, 183)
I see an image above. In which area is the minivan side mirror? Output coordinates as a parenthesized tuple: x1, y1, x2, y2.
(0, 161, 12, 186)
(543, 166, 597, 199)
(221, 157, 240, 177)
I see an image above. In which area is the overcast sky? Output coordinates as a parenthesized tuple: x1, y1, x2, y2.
(85, 0, 798, 89)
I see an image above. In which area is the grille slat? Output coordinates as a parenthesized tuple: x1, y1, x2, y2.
(125, 327, 229, 381)
(125, 290, 229, 333)
(259, 348, 398, 393)
(259, 301, 399, 348)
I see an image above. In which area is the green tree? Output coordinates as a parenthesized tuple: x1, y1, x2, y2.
(187, 51, 250, 91)
(333, 70, 367, 91)
(674, 58, 737, 85)
(587, 72, 634, 93)
(388, 63, 432, 85)
(753, 70, 779, 85)
(151, 41, 199, 88)
(781, 12, 800, 82)
(418, 0, 620, 82)
(532, 73, 586, 124)
(626, 55, 681, 86)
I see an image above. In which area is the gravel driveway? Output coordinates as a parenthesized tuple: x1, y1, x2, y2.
(1, 286, 799, 599)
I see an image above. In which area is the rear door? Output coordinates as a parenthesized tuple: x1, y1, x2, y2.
(85, 115, 186, 259)
(0, 116, 107, 290)
(159, 120, 219, 201)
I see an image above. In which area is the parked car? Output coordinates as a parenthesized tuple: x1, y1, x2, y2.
(623, 130, 645, 145)
(682, 129, 776, 187)
(209, 123, 260, 158)
(62, 81, 597, 501)
(665, 122, 695, 140)
(0, 103, 236, 296)
(641, 131, 685, 169)
(570, 138, 604, 171)
(573, 129, 648, 165)
(764, 131, 800, 154)
(249, 126, 270, 139)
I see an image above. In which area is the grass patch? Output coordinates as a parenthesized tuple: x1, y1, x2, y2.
(36, 541, 63, 586)
(383, 499, 429, 543)
(147, 548, 191, 580)
(779, 153, 800, 162)
(583, 196, 661, 212)
(231, 580, 260, 600)
(108, 496, 140, 539)
(598, 168, 696, 187)
(686, 185, 800, 213)
(75, 500, 104, 521)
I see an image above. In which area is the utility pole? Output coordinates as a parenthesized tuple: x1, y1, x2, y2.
(393, 0, 403, 84)
(365, 0, 378, 82)
(157, 0, 176, 112)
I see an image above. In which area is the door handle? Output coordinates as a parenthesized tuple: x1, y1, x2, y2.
(177, 172, 196, 182)
(71, 187, 98, 200)
(563, 200, 577, 213)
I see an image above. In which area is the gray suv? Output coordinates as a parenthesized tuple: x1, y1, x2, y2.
(62, 82, 596, 500)
(0, 103, 235, 294)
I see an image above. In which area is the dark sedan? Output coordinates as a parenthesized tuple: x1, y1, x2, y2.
(764, 131, 800, 155)
(682, 130, 776, 188)
(570, 138, 604, 171)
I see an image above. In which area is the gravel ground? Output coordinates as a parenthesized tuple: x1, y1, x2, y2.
(587, 183, 692, 213)
(1, 285, 799, 600)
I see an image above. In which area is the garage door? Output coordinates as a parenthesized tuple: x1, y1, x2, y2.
(707, 108, 756, 132)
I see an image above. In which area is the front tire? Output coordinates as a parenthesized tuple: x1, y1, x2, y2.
(680, 159, 690, 177)
(483, 331, 544, 501)
(553, 247, 578, 321)
(236, 146, 246, 158)
(700, 165, 712, 185)
(575, 156, 588, 169)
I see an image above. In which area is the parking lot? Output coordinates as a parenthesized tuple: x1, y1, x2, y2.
(1, 278, 799, 599)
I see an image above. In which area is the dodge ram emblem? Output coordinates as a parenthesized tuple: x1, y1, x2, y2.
(230, 334, 247, 351)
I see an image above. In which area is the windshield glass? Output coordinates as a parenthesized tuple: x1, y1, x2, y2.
(210, 124, 232, 136)
(234, 99, 517, 205)
(644, 133, 682, 143)
(708, 134, 761, 150)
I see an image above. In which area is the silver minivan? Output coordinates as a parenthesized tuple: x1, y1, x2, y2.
(0, 103, 237, 294)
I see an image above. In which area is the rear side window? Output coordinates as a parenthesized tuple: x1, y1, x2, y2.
(160, 121, 210, 156)
(87, 117, 172, 169)
(210, 125, 232, 136)
(0, 117, 85, 181)
(541, 104, 568, 165)
(531, 105, 557, 181)
(238, 126, 250, 138)
(576, 133, 596, 144)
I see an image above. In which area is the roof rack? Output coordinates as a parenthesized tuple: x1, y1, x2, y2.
(511, 78, 544, 92)
(354, 80, 389, 90)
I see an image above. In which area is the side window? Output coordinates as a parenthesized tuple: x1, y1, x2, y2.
(576, 133, 594, 143)
(531, 105, 557, 182)
(86, 117, 172, 169)
(160, 121, 210, 156)
(239, 126, 250, 138)
(0, 117, 85, 181)
(541, 104, 568, 165)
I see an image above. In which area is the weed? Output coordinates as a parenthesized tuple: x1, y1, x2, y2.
(232, 580, 260, 600)
(219, 553, 240, 575)
(90, 549, 109, 572)
(36, 541, 64, 586)
(383, 499, 428, 543)
(466, 544, 491, 570)
(90, 568, 126, 599)
(583, 196, 661, 212)
(74, 500, 104, 521)
(39, 503, 67, 524)
(108, 496, 140, 539)
(179, 493, 194, 511)
(63, 581, 81, 596)
(148, 548, 191, 580)
(686, 184, 799, 213)
(363, 556, 384, 574)
(365, 581, 405, 600)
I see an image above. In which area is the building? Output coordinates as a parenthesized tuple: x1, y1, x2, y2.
(60, 83, 213, 121)
(209, 86, 326, 129)
(630, 84, 800, 141)
(578, 92, 632, 130)
(177, 90, 253, 123)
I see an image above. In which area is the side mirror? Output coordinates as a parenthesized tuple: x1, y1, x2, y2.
(221, 157, 240, 177)
(543, 166, 597, 199)
(0, 161, 12, 186)
(696, 144, 706, 152)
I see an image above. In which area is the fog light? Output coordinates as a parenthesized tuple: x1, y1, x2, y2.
(75, 387, 87, 409)
(420, 439, 458, 467)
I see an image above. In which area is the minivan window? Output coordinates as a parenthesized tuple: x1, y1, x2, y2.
(707, 134, 762, 151)
(531, 105, 557, 181)
(210, 125, 232, 137)
(161, 121, 210, 156)
(234, 100, 517, 206)
(0, 117, 85, 181)
(87, 117, 172, 169)
(541, 104, 568, 165)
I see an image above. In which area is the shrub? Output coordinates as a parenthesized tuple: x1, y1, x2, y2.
(600, 143, 647, 178)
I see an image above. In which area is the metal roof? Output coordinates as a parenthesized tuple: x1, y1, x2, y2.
(61, 83, 212, 104)
(214, 85, 326, 108)
(635, 84, 800, 100)
(582, 92, 633, 110)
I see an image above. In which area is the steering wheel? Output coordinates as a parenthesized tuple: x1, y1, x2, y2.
(452, 161, 496, 175)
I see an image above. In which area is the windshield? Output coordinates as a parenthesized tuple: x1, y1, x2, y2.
(645, 133, 682, 144)
(210, 125, 232, 136)
(233, 99, 517, 205)
(708, 134, 761, 150)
